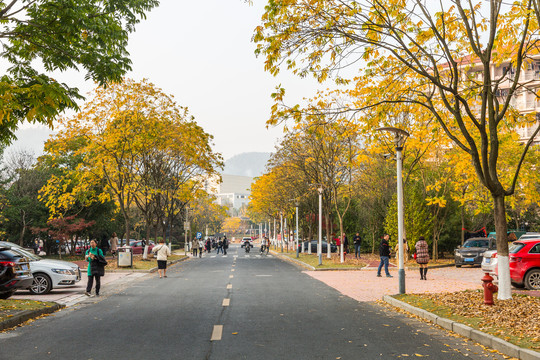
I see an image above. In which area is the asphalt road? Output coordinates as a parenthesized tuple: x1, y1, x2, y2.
(0, 244, 507, 359)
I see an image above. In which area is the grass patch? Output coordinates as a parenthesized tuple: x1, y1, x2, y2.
(279, 251, 367, 269)
(0, 299, 57, 322)
(105, 254, 186, 271)
(393, 291, 540, 351)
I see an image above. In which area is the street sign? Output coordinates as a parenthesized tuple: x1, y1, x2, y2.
(196, 232, 202, 239)
(184, 221, 190, 230)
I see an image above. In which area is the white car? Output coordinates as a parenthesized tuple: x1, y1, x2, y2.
(481, 250, 498, 277)
(518, 233, 540, 241)
(0, 242, 81, 295)
(240, 237, 253, 248)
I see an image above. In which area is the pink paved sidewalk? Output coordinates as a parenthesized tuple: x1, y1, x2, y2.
(306, 267, 484, 302)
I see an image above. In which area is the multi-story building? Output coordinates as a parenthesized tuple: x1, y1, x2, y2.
(207, 174, 254, 211)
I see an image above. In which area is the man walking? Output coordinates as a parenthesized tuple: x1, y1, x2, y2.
(377, 234, 393, 278)
(353, 233, 362, 259)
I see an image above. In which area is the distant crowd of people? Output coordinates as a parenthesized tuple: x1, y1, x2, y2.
(188, 236, 229, 257)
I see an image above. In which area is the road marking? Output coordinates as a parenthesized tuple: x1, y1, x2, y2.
(256, 255, 261, 258)
(226, 284, 232, 289)
(211, 256, 216, 258)
(231, 269, 235, 272)
(229, 275, 234, 278)
(211, 325, 223, 341)
(255, 275, 272, 277)
(222, 298, 230, 306)
(245, 255, 250, 258)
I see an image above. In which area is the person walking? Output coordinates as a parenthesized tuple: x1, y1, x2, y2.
(342, 233, 349, 258)
(415, 236, 430, 280)
(85, 239, 106, 296)
(394, 238, 409, 261)
(223, 237, 228, 255)
(192, 239, 198, 257)
(377, 234, 393, 278)
(198, 238, 204, 258)
(110, 232, 118, 259)
(152, 239, 171, 278)
(216, 238, 223, 254)
(353, 233, 362, 259)
(99, 234, 109, 256)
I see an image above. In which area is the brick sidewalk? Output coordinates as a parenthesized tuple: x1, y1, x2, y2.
(306, 267, 485, 302)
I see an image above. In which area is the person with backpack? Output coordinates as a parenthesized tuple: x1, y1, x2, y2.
(85, 239, 107, 297)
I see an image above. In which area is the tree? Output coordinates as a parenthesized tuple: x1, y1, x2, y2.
(256, 0, 540, 299)
(0, 0, 159, 146)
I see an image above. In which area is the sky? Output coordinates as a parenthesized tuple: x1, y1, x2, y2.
(8, 0, 321, 161)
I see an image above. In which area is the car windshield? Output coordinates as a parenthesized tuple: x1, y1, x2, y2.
(463, 240, 489, 248)
(9, 246, 41, 261)
(509, 242, 525, 254)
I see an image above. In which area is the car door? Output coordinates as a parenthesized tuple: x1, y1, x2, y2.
(525, 242, 540, 270)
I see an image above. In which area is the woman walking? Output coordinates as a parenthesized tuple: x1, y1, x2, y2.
(110, 232, 118, 258)
(85, 239, 106, 296)
(152, 239, 171, 278)
(415, 236, 430, 280)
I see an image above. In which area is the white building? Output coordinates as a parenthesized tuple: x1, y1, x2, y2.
(208, 174, 254, 210)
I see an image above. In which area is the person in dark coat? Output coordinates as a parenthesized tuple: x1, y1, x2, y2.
(353, 233, 362, 259)
(342, 233, 349, 256)
(377, 234, 392, 277)
(223, 236, 228, 255)
(99, 234, 109, 256)
(85, 240, 106, 296)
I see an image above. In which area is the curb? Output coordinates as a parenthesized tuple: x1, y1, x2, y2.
(382, 295, 540, 360)
(148, 256, 189, 273)
(0, 303, 65, 331)
(270, 251, 315, 270)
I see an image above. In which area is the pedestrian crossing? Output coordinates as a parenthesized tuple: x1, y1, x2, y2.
(190, 254, 273, 259)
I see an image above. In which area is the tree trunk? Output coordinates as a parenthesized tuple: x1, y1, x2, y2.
(493, 194, 511, 300)
(460, 205, 465, 246)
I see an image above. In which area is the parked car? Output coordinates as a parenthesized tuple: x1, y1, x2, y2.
(497, 239, 540, 290)
(481, 249, 498, 276)
(299, 240, 337, 253)
(129, 240, 155, 255)
(454, 237, 496, 267)
(0, 241, 81, 295)
(518, 232, 540, 241)
(0, 247, 33, 299)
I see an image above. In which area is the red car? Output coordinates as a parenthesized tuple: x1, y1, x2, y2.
(129, 240, 155, 255)
(506, 239, 540, 290)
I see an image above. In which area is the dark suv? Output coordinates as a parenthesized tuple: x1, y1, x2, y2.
(0, 247, 33, 299)
(455, 237, 496, 267)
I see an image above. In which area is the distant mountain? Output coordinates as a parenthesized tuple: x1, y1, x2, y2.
(223, 152, 271, 177)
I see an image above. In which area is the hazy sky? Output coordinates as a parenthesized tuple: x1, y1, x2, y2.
(9, 0, 321, 160)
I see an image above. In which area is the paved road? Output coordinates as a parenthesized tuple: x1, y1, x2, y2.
(0, 245, 507, 359)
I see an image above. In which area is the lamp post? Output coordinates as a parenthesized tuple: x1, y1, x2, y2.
(280, 212, 284, 253)
(375, 126, 410, 295)
(318, 186, 323, 266)
(296, 201, 300, 258)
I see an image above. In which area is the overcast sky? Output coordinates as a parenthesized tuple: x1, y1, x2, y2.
(9, 0, 322, 161)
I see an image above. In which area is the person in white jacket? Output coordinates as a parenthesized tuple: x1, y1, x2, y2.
(152, 239, 171, 278)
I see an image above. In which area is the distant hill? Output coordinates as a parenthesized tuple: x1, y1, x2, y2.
(223, 152, 271, 177)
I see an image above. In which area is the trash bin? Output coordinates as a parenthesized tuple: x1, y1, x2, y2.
(118, 246, 133, 267)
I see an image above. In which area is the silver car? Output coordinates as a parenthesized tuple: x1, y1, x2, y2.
(481, 249, 497, 277)
(0, 242, 81, 294)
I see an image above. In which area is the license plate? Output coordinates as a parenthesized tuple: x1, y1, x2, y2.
(464, 258, 474, 262)
(485, 258, 491, 264)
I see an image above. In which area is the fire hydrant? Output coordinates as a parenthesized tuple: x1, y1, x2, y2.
(481, 272, 498, 305)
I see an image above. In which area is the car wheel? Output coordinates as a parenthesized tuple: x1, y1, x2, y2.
(524, 269, 540, 290)
(0, 291, 15, 300)
(29, 273, 52, 295)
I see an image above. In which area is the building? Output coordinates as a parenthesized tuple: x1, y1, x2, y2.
(208, 174, 254, 211)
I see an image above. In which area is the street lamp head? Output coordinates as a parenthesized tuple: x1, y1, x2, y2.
(374, 127, 410, 148)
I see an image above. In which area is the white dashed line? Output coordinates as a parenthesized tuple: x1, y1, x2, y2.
(222, 298, 230, 306)
(226, 284, 232, 289)
(211, 325, 223, 341)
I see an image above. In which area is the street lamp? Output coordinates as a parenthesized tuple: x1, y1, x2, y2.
(295, 201, 300, 258)
(280, 212, 284, 253)
(375, 126, 410, 295)
(318, 186, 323, 266)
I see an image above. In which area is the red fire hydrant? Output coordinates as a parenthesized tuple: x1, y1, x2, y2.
(481, 272, 498, 305)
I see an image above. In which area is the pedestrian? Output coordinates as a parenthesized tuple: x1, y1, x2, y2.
(85, 239, 107, 296)
(353, 233, 362, 259)
(415, 236, 430, 280)
(192, 239, 198, 257)
(110, 232, 118, 259)
(152, 239, 171, 278)
(342, 233, 349, 258)
(99, 234, 109, 256)
(206, 239, 211, 253)
(198, 238, 204, 258)
(223, 237, 228, 255)
(216, 237, 223, 254)
(394, 238, 409, 261)
(38, 239, 44, 255)
(377, 234, 393, 278)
